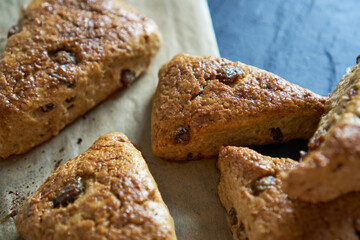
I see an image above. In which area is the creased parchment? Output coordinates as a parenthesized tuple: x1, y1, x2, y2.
(0, 0, 232, 239)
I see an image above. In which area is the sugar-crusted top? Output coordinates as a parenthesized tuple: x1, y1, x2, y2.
(15, 133, 176, 240)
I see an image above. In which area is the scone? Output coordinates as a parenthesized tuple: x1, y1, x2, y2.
(217, 146, 360, 240)
(151, 53, 326, 161)
(15, 133, 177, 240)
(283, 59, 360, 202)
(0, 0, 161, 159)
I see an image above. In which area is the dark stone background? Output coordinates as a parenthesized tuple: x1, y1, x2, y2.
(207, 0, 360, 158)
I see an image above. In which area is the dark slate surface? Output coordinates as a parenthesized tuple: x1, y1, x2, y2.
(207, 0, 360, 96)
(207, 0, 360, 160)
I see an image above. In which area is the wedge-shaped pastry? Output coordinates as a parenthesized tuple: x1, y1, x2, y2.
(151, 53, 326, 161)
(217, 146, 360, 240)
(0, 0, 161, 159)
(283, 61, 360, 202)
(15, 133, 176, 240)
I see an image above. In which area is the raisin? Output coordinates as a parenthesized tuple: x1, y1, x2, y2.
(53, 178, 84, 208)
(216, 65, 245, 85)
(65, 96, 76, 103)
(228, 207, 238, 226)
(270, 127, 283, 142)
(7, 25, 19, 38)
(143, 35, 149, 43)
(52, 50, 76, 65)
(41, 103, 55, 112)
(251, 176, 276, 196)
(237, 222, 248, 240)
(174, 127, 190, 144)
(121, 69, 136, 87)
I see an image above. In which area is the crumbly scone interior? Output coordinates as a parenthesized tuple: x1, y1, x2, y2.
(283, 62, 360, 202)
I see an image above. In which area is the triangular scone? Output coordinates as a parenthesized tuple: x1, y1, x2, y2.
(217, 146, 360, 240)
(283, 61, 360, 202)
(0, 0, 161, 159)
(151, 53, 326, 161)
(15, 133, 177, 240)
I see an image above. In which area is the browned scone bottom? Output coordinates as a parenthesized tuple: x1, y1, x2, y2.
(151, 53, 326, 161)
(217, 146, 360, 240)
(14, 133, 177, 240)
(0, 0, 161, 159)
(283, 62, 360, 202)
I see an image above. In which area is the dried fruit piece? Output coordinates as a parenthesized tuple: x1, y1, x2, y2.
(270, 127, 283, 142)
(53, 177, 84, 208)
(121, 69, 136, 87)
(174, 127, 190, 144)
(40, 103, 55, 112)
(65, 96, 76, 103)
(216, 65, 245, 85)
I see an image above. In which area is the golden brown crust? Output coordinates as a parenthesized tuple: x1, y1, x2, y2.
(283, 63, 360, 202)
(0, 0, 161, 159)
(14, 133, 177, 240)
(217, 146, 360, 240)
(151, 53, 326, 161)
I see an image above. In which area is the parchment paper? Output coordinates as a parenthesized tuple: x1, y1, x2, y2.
(0, 0, 233, 239)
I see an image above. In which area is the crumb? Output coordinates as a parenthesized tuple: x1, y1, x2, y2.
(54, 159, 63, 170)
(59, 147, 65, 153)
(9, 210, 18, 218)
(0, 210, 18, 224)
(82, 113, 88, 120)
(77, 138, 82, 144)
